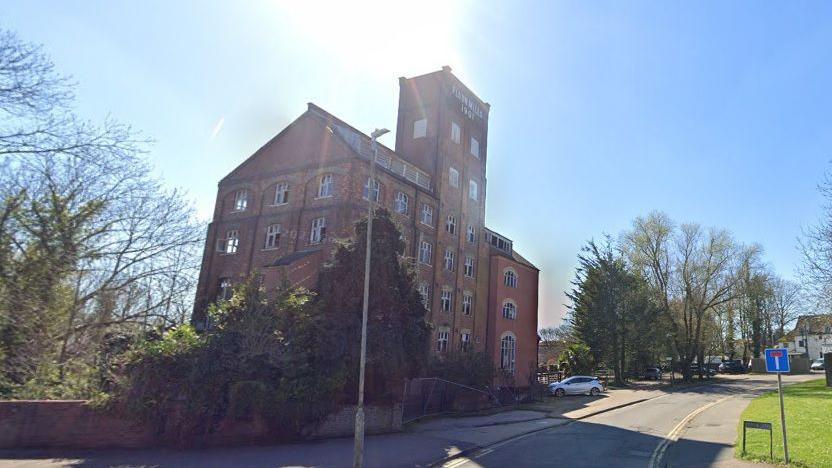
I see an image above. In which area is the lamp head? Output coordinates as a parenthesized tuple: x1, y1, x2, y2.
(371, 128, 390, 139)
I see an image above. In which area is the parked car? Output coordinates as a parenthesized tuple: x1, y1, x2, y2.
(718, 360, 746, 374)
(548, 376, 604, 397)
(811, 359, 825, 371)
(641, 367, 663, 380)
(689, 365, 716, 378)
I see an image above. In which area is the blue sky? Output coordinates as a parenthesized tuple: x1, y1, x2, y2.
(4, 1, 831, 328)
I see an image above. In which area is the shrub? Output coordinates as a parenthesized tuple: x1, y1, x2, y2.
(429, 352, 495, 388)
(558, 343, 595, 376)
(228, 380, 269, 419)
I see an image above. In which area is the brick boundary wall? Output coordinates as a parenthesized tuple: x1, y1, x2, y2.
(0, 400, 402, 450)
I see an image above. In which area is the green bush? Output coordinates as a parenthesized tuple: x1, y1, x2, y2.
(429, 352, 495, 388)
(558, 343, 595, 376)
(110, 211, 431, 445)
(228, 380, 269, 419)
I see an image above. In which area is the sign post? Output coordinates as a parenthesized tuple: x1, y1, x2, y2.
(742, 421, 773, 460)
(764, 348, 790, 464)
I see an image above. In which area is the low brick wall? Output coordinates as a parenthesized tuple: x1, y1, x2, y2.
(304, 403, 402, 439)
(0, 400, 156, 449)
(0, 400, 401, 450)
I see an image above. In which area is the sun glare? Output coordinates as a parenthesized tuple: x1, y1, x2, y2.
(275, 0, 466, 77)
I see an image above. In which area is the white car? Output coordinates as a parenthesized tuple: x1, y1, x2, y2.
(548, 376, 604, 397)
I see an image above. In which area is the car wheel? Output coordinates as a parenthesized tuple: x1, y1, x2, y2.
(555, 388, 565, 397)
(590, 387, 600, 397)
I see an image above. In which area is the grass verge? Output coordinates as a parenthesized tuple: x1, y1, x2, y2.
(736, 378, 831, 467)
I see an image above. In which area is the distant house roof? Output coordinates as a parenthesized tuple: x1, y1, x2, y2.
(270, 249, 322, 267)
(783, 314, 832, 341)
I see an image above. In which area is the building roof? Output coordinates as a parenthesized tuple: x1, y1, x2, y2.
(511, 250, 539, 271)
(783, 314, 832, 341)
(307, 104, 434, 191)
(270, 248, 322, 267)
(485, 226, 539, 271)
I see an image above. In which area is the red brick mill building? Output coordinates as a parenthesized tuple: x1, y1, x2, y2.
(193, 67, 540, 385)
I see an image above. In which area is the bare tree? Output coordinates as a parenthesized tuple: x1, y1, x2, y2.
(623, 212, 753, 380)
(799, 168, 832, 309)
(0, 29, 202, 396)
(767, 277, 802, 341)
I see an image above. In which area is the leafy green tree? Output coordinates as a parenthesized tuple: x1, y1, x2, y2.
(0, 29, 202, 398)
(558, 343, 594, 376)
(567, 239, 659, 384)
(114, 210, 430, 444)
(311, 208, 430, 401)
(428, 352, 495, 388)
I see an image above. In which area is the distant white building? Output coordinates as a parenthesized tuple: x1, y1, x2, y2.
(780, 314, 832, 359)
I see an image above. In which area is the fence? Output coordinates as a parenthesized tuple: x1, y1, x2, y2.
(535, 368, 610, 389)
(401, 378, 500, 424)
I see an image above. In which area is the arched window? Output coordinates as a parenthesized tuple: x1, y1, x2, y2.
(502, 300, 517, 320)
(504, 269, 518, 288)
(395, 192, 409, 214)
(500, 333, 516, 374)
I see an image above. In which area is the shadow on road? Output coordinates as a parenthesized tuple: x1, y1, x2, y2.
(453, 419, 732, 468)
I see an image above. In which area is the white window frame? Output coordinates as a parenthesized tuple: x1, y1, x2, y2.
(264, 224, 281, 249)
(310, 217, 326, 244)
(449, 167, 459, 188)
(500, 333, 516, 374)
(470, 137, 480, 158)
(504, 269, 518, 288)
(418, 282, 431, 309)
(464, 256, 475, 278)
(462, 292, 472, 316)
(441, 289, 453, 312)
(233, 189, 249, 212)
(444, 248, 455, 271)
(318, 174, 333, 198)
(446, 214, 456, 235)
(469, 179, 478, 201)
(421, 204, 434, 226)
(273, 182, 289, 205)
(217, 229, 239, 254)
(436, 328, 449, 352)
(395, 192, 409, 214)
(413, 118, 427, 139)
(502, 300, 517, 320)
(466, 225, 476, 243)
(460, 330, 471, 352)
(419, 241, 433, 265)
(363, 177, 380, 202)
(217, 278, 233, 302)
(450, 121, 461, 143)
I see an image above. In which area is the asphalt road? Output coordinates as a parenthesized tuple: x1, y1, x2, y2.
(442, 374, 817, 468)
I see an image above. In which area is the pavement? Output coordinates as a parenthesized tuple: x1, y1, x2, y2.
(0, 373, 822, 467)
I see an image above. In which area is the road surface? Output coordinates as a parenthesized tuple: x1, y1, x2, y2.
(442, 374, 815, 468)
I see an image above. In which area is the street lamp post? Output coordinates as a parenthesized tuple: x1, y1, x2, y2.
(353, 127, 389, 468)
